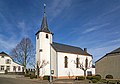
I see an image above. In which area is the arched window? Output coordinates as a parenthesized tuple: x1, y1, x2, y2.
(76, 57, 79, 68)
(64, 56, 68, 68)
(46, 34, 48, 38)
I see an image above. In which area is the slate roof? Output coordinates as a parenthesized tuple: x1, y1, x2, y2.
(51, 42, 92, 56)
(96, 47, 120, 63)
(108, 47, 120, 54)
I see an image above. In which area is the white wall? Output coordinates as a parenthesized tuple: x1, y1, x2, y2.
(57, 52, 94, 77)
(36, 32, 52, 76)
(0, 55, 23, 73)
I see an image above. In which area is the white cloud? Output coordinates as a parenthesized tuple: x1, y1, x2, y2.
(82, 23, 110, 34)
(0, 34, 18, 52)
(48, 0, 72, 21)
(17, 21, 28, 37)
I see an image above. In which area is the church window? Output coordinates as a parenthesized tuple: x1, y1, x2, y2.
(87, 71, 92, 76)
(37, 34, 39, 39)
(76, 57, 79, 68)
(46, 34, 48, 39)
(64, 56, 68, 68)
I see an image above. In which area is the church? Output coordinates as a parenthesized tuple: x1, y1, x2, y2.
(36, 5, 95, 79)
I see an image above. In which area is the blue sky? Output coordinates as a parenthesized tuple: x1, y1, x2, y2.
(0, 0, 120, 62)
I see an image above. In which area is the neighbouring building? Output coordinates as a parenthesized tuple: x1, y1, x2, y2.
(95, 47, 120, 79)
(36, 5, 95, 79)
(0, 52, 24, 74)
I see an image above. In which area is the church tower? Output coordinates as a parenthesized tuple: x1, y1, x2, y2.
(36, 4, 52, 76)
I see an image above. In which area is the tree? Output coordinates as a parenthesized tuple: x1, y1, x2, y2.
(10, 37, 34, 74)
(74, 57, 92, 80)
(36, 60, 49, 78)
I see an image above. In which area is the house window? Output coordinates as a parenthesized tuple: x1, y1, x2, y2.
(64, 56, 68, 68)
(87, 71, 92, 76)
(37, 34, 39, 39)
(76, 57, 79, 68)
(46, 34, 48, 39)
(13, 66, 16, 71)
(0, 66, 4, 71)
(1, 56, 4, 58)
(18, 66, 21, 71)
(6, 66, 10, 71)
(6, 59, 11, 64)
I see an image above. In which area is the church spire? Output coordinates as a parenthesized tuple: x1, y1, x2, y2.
(40, 4, 51, 33)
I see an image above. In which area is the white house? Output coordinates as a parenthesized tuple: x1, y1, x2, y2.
(36, 5, 95, 79)
(0, 52, 24, 74)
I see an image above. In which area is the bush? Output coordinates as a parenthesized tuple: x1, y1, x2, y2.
(75, 76, 85, 80)
(106, 75, 113, 79)
(100, 79, 107, 83)
(87, 76, 93, 80)
(30, 75, 37, 79)
(92, 75, 101, 81)
(91, 79, 99, 83)
(95, 74, 101, 80)
(43, 75, 53, 81)
(24, 74, 30, 77)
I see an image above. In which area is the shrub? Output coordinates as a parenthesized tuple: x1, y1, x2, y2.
(24, 74, 30, 77)
(91, 79, 99, 83)
(30, 75, 37, 79)
(92, 75, 101, 81)
(106, 75, 113, 79)
(87, 76, 93, 80)
(95, 74, 101, 80)
(75, 76, 85, 80)
(100, 79, 107, 83)
(43, 75, 53, 81)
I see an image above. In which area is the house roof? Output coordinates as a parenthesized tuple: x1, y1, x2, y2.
(0, 52, 9, 56)
(95, 47, 120, 63)
(108, 47, 120, 54)
(51, 42, 92, 56)
(0, 52, 23, 66)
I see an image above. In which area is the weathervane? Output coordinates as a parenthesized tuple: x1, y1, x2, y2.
(44, 3, 46, 14)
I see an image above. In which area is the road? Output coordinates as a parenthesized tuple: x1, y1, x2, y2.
(0, 77, 49, 84)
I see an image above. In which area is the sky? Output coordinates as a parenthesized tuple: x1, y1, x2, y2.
(0, 0, 120, 62)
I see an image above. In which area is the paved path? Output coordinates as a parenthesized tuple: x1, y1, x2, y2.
(0, 77, 91, 84)
(0, 77, 49, 84)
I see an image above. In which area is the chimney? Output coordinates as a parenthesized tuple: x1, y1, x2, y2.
(84, 48, 87, 52)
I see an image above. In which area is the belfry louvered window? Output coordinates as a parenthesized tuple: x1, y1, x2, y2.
(64, 56, 68, 68)
(46, 34, 48, 38)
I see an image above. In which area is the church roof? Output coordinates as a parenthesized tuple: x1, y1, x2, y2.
(36, 4, 52, 35)
(96, 47, 120, 63)
(51, 42, 92, 56)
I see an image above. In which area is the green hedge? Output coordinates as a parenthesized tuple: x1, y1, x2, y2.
(30, 75, 37, 79)
(43, 75, 53, 81)
(91, 79, 99, 83)
(75, 76, 85, 80)
(87, 74, 101, 83)
(106, 75, 113, 79)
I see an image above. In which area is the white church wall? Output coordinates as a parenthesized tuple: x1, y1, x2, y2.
(57, 52, 93, 78)
(36, 32, 52, 76)
(51, 46, 57, 77)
